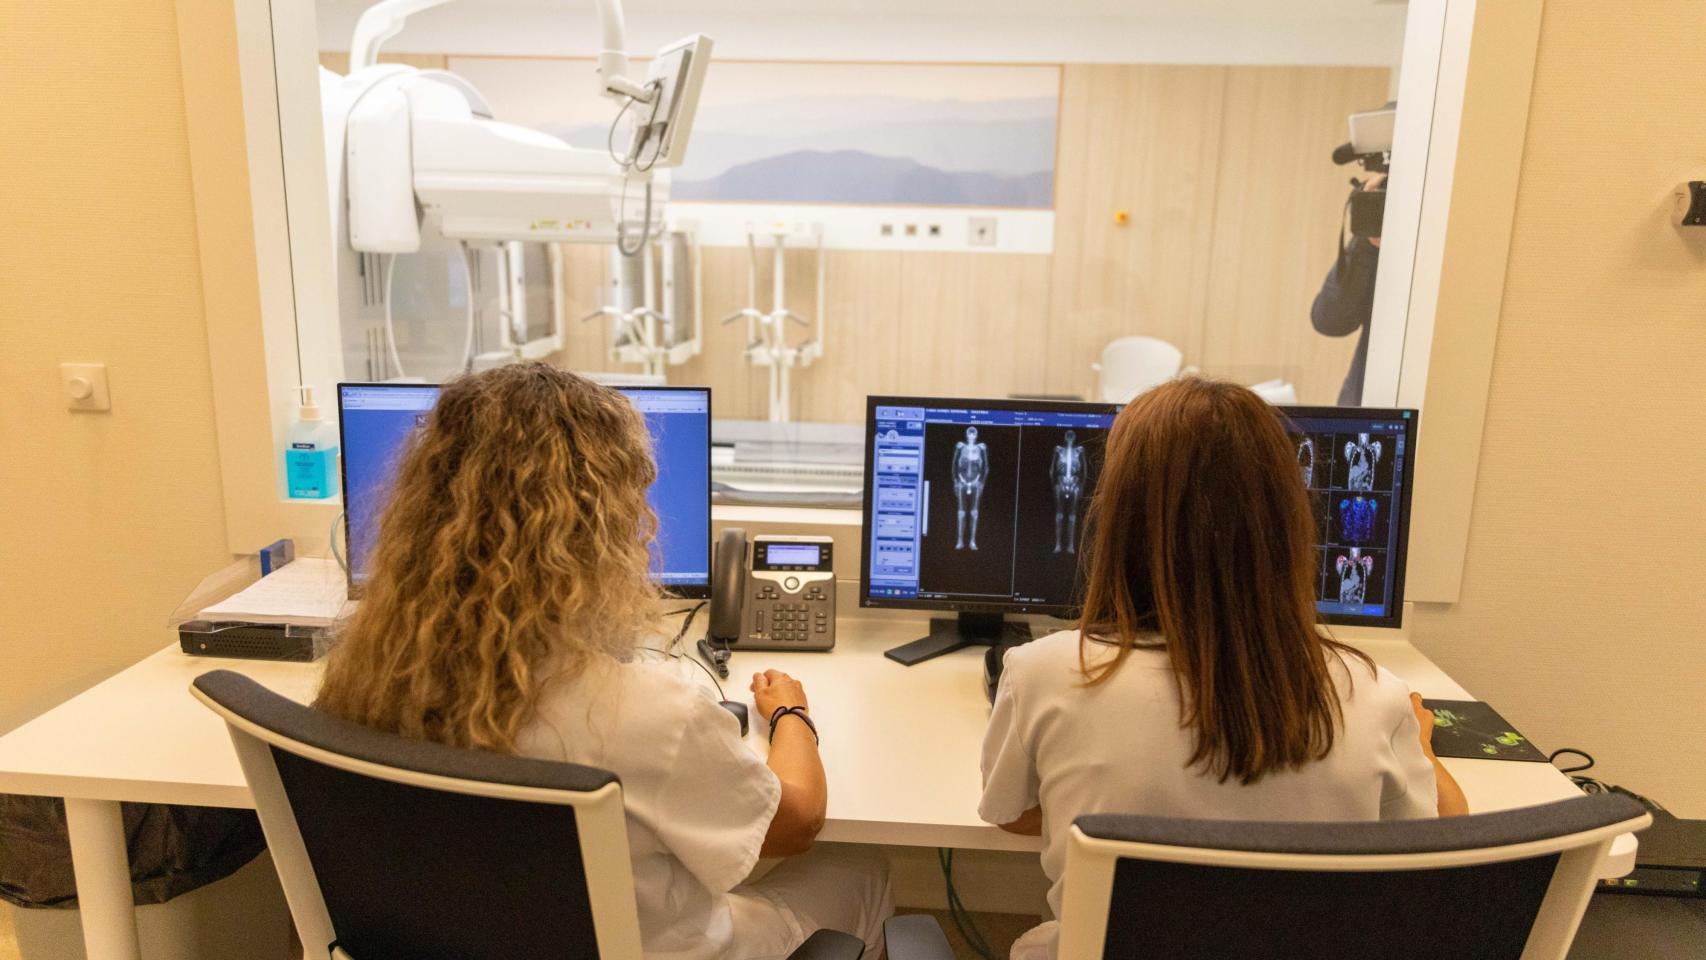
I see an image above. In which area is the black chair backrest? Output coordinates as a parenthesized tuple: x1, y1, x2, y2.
(193, 670, 624, 960)
(1074, 793, 1648, 960)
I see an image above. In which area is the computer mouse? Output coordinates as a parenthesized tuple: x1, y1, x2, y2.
(718, 700, 750, 736)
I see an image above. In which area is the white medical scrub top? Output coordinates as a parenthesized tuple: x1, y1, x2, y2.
(979, 630, 1438, 960)
(517, 655, 781, 960)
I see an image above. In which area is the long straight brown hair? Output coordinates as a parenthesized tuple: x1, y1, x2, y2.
(1078, 378, 1370, 785)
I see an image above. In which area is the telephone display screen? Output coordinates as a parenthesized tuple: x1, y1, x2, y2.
(337, 383, 711, 597)
(758, 542, 830, 571)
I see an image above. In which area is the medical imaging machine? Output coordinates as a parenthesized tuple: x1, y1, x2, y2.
(319, 0, 712, 382)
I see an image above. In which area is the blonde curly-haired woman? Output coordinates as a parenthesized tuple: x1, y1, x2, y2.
(316, 363, 891, 960)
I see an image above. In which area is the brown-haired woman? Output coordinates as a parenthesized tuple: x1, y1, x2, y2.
(316, 363, 891, 960)
(979, 378, 1465, 960)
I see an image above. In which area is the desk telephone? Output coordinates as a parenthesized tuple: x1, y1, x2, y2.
(708, 529, 836, 651)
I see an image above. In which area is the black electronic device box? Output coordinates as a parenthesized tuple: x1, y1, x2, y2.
(861, 395, 1121, 666)
(178, 621, 333, 662)
(1599, 811, 1706, 899)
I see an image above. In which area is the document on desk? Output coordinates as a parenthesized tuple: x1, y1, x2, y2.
(198, 558, 353, 626)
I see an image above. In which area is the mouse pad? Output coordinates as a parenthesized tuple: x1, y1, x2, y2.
(1422, 699, 1549, 762)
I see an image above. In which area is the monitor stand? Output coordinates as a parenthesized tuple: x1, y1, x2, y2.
(883, 612, 1033, 666)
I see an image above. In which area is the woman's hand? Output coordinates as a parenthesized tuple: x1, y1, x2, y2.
(752, 669, 809, 721)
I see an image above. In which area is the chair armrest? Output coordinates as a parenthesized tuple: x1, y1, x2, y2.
(884, 915, 956, 960)
(785, 928, 866, 960)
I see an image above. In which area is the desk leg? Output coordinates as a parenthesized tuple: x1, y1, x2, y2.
(64, 798, 142, 960)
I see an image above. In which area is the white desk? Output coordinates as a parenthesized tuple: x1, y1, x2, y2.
(0, 619, 1633, 959)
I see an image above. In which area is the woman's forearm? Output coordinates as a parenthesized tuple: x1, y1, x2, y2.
(759, 713, 827, 856)
(1433, 757, 1469, 817)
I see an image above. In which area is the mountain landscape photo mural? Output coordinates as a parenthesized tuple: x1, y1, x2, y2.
(444, 59, 1061, 209)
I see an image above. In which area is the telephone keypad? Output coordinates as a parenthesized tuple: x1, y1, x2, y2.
(744, 577, 835, 649)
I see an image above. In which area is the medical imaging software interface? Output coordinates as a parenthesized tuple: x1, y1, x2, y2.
(1288, 410, 1412, 620)
(339, 385, 711, 591)
(867, 402, 1116, 607)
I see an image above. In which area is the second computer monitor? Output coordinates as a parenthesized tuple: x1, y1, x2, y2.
(337, 382, 711, 598)
(861, 396, 1121, 626)
(1281, 405, 1418, 628)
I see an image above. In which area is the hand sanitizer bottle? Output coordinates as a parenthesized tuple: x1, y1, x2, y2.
(286, 386, 339, 499)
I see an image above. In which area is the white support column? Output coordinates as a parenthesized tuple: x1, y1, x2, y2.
(64, 798, 142, 960)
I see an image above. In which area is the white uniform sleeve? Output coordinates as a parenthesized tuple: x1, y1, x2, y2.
(1378, 675, 1440, 820)
(654, 693, 782, 892)
(978, 655, 1040, 826)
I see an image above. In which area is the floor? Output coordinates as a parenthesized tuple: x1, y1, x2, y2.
(901, 909, 1034, 960)
(0, 904, 1027, 960)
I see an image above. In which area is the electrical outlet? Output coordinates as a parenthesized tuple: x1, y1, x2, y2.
(968, 216, 998, 247)
(928, 224, 942, 238)
(904, 224, 919, 237)
(880, 223, 894, 237)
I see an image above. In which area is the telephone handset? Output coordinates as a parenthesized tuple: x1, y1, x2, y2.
(708, 528, 836, 652)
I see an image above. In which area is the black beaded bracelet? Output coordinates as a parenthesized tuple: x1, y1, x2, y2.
(768, 705, 819, 745)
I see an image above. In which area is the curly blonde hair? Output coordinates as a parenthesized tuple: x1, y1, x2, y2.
(316, 362, 661, 751)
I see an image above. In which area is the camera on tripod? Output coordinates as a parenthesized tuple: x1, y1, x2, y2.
(1333, 102, 1395, 239)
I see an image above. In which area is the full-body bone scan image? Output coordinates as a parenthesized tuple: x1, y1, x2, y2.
(953, 426, 990, 550)
(1050, 430, 1086, 553)
(1336, 548, 1375, 604)
(1344, 432, 1383, 491)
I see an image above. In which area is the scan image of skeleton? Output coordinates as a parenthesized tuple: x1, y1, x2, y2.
(952, 426, 990, 550)
(1335, 548, 1375, 604)
(1050, 430, 1086, 553)
(1344, 433, 1384, 490)
(1297, 436, 1316, 488)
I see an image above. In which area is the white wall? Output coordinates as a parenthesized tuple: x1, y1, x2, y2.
(1410, 0, 1706, 817)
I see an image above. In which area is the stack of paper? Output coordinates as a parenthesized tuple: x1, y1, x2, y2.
(199, 558, 353, 627)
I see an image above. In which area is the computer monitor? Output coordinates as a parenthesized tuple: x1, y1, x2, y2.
(1281, 405, 1418, 628)
(860, 396, 1121, 665)
(336, 382, 712, 598)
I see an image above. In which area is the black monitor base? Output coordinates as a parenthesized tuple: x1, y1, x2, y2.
(883, 613, 1033, 666)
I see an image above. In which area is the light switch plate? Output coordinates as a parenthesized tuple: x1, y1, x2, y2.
(61, 363, 111, 412)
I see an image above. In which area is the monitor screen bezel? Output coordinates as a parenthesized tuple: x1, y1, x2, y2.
(1279, 404, 1420, 630)
(335, 381, 714, 601)
(858, 394, 1123, 618)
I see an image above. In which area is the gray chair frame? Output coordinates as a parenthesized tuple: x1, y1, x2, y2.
(192, 669, 863, 960)
(884, 794, 1648, 960)
(1059, 794, 1650, 960)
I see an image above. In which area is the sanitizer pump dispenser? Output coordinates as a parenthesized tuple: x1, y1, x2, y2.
(286, 386, 339, 499)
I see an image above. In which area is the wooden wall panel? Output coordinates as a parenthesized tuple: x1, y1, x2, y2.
(794, 250, 905, 423)
(1044, 64, 1228, 401)
(550, 242, 612, 369)
(893, 252, 1053, 402)
(1200, 66, 1390, 403)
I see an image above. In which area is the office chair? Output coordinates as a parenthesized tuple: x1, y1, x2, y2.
(885, 794, 1649, 960)
(191, 670, 864, 960)
(1091, 336, 1184, 404)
